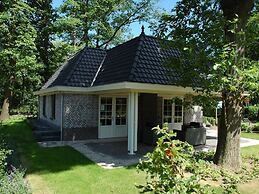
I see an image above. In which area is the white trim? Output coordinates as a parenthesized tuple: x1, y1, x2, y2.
(134, 92, 138, 152)
(34, 82, 197, 96)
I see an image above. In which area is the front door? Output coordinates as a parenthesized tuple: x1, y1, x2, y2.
(99, 97, 127, 138)
(163, 98, 183, 130)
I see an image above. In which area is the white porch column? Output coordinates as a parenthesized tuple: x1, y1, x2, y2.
(134, 92, 138, 152)
(128, 92, 138, 155)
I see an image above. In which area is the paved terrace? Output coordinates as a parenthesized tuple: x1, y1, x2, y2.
(39, 128, 259, 169)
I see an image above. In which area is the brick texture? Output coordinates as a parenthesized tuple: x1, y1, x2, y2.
(63, 94, 99, 129)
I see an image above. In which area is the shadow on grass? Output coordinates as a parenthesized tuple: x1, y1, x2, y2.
(0, 118, 95, 175)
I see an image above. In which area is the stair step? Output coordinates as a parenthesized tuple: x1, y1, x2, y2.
(36, 136, 61, 142)
(33, 130, 61, 142)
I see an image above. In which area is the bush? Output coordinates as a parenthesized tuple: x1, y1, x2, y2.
(252, 123, 259, 132)
(137, 124, 212, 194)
(0, 136, 31, 194)
(203, 116, 216, 126)
(0, 139, 11, 173)
(243, 105, 259, 122)
(241, 123, 253, 133)
(0, 167, 31, 194)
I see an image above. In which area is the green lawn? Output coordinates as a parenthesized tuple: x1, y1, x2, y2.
(241, 132, 259, 140)
(241, 132, 259, 159)
(1, 117, 259, 194)
(0, 117, 145, 194)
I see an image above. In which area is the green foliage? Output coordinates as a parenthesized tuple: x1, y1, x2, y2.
(252, 123, 259, 132)
(241, 122, 259, 133)
(203, 116, 216, 126)
(0, 138, 11, 174)
(0, 0, 42, 115)
(137, 124, 211, 194)
(0, 167, 31, 194)
(244, 105, 259, 121)
(56, 0, 156, 48)
(0, 134, 30, 193)
(241, 122, 253, 133)
(153, 0, 258, 169)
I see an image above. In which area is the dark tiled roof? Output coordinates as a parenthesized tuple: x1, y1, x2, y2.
(42, 47, 106, 89)
(93, 34, 180, 86)
(43, 33, 181, 89)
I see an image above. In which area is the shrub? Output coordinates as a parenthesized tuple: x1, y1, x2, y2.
(203, 116, 216, 126)
(0, 136, 31, 194)
(243, 105, 259, 122)
(0, 139, 11, 173)
(241, 123, 252, 133)
(252, 123, 259, 132)
(0, 167, 31, 194)
(137, 124, 212, 194)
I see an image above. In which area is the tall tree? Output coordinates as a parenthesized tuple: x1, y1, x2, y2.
(0, 0, 42, 120)
(154, 0, 258, 169)
(27, 0, 74, 82)
(27, 0, 56, 82)
(56, 0, 155, 48)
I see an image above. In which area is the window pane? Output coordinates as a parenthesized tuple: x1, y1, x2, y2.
(163, 99, 172, 123)
(116, 98, 127, 126)
(100, 97, 112, 126)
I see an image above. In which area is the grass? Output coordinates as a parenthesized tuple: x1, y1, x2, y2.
(0, 117, 145, 194)
(1, 117, 259, 194)
(241, 132, 259, 159)
(241, 132, 259, 140)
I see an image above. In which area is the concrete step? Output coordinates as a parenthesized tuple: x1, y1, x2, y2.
(33, 130, 61, 142)
(35, 135, 61, 142)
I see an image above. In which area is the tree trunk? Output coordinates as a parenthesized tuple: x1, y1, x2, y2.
(0, 87, 11, 121)
(213, 0, 254, 170)
(214, 93, 242, 169)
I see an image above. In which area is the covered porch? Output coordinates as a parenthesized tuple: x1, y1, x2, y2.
(95, 82, 201, 155)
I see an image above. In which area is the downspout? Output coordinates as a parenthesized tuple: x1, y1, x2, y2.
(60, 94, 64, 142)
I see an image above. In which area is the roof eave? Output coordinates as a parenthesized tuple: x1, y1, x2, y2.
(34, 82, 198, 96)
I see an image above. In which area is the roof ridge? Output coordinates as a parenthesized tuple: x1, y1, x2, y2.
(90, 52, 107, 87)
(128, 34, 146, 80)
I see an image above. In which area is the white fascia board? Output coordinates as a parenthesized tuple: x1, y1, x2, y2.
(34, 82, 197, 96)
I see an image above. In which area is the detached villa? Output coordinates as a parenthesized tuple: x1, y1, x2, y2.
(35, 30, 203, 154)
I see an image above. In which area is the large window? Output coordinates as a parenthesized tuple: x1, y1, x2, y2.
(50, 95, 56, 120)
(115, 98, 127, 125)
(163, 98, 183, 124)
(163, 99, 172, 123)
(43, 96, 46, 117)
(100, 97, 112, 126)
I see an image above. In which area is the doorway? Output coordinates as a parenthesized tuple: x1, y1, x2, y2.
(99, 97, 127, 138)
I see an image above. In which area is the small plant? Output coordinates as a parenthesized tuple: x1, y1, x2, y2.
(0, 166, 31, 194)
(137, 124, 212, 194)
(0, 136, 31, 194)
(241, 122, 252, 133)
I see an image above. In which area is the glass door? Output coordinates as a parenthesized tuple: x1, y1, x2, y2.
(163, 98, 183, 130)
(99, 97, 113, 138)
(99, 97, 127, 138)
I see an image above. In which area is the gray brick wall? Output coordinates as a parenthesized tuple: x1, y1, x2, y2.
(63, 94, 99, 129)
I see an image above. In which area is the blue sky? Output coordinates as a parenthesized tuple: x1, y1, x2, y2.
(52, 0, 178, 36)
